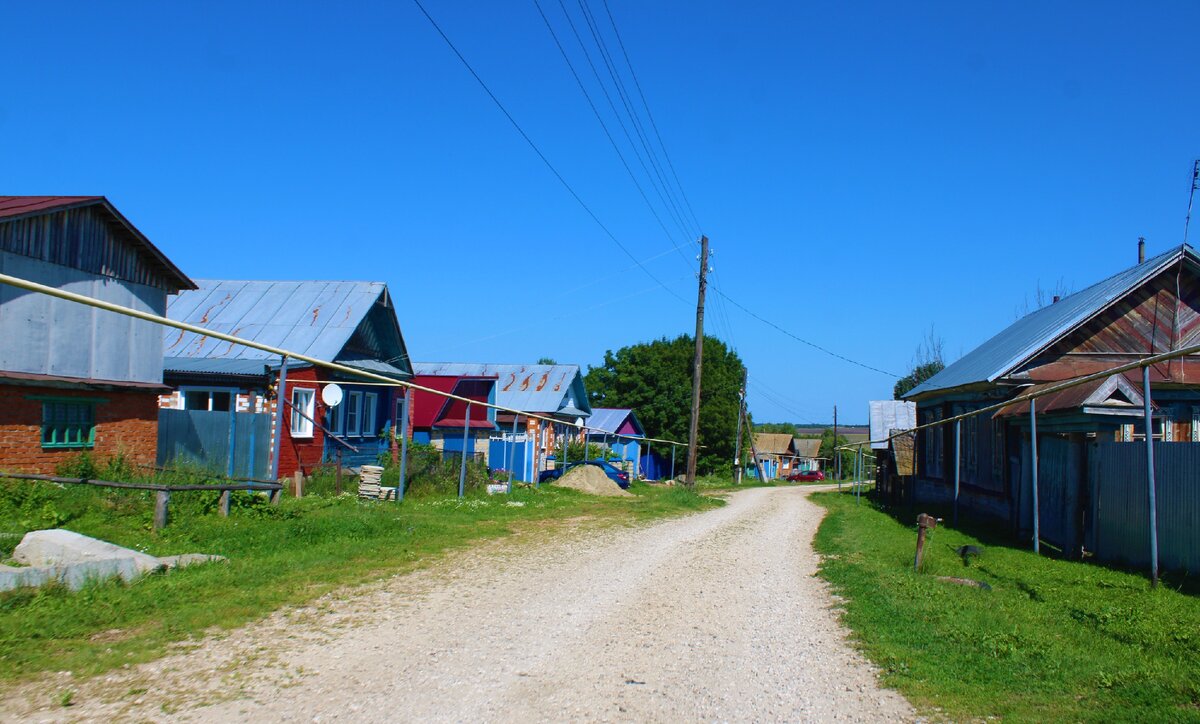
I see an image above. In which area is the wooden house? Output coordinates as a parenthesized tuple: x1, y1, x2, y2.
(412, 363, 591, 482)
(752, 433, 797, 479)
(0, 196, 195, 474)
(904, 243, 1200, 556)
(161, 280, 412, 478)
(408, 373, 498, 464)
(791, 437, 823, 472)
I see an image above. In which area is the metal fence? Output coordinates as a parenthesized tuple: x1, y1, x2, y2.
(157, 409, 272, 480)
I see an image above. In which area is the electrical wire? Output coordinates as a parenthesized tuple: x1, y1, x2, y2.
(410, 0, 690, 306)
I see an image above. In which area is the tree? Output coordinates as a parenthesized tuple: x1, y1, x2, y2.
(536, 357, 557, 365)
(585, 335, 748, 475)
(754, 422, 798, 435)
(894, 327, 946, 399)
(817, 428, 855, 480)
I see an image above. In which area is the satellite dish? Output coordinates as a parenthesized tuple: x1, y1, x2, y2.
(321, 383, 344, 407)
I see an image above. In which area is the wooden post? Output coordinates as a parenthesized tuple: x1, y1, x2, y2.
(218, 490, 231, 517)
(458, 402, 470, 498)
(914, 513, 938, 571)
(398, 387, 411, 502)
(953, 419, 961, 527)
(294, 470, 304, 498)
(685, 234, 709, 487)
(335, 448, 343, 496)
(154, 490, 170, 530)
(1030, 398, 1040, 554)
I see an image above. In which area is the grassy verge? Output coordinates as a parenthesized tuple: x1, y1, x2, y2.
(0, 477, 718, 683)
(811, 490, 1200, 722)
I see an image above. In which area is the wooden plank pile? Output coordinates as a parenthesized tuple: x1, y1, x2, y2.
(358, 465, 384, 499)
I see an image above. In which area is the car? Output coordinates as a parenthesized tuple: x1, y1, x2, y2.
(787, 470, 825, 482)
(538, 459, 631, 489)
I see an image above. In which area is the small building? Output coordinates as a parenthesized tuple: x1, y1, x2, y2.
(584, 408, 646, 477)
(0, 196, 195, 474)
(752, 433, 797, 479)
(412, 363, 591, 482)
(869, 400, 916, 505)
(162, 280, 412, 478)
(791, 437, 823, 472)
(408, 373, 498, 463)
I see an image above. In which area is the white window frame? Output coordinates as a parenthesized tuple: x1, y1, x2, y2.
(364, 393, 378, 438)
(327, 399, 343, 435)
(291, 388, 315, 438)
(180, 386, 237, 412)
(1193, 407, 1200, 442)
(346, 391, 363, 437)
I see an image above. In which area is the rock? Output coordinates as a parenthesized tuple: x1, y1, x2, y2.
(159, 554, 228, 570)
(13, 529, 163, 575)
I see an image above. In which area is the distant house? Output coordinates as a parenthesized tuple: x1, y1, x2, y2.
(412, 363, 591, 482)
(161, 280, 413, 477)
(585, 408, 645, 476)
(903, 244, 1200, 563)
(752, 433, 797, 479)
(408, 373, 497, 464)
(0, 196, 196, 474)
(791, 437, 822, 472)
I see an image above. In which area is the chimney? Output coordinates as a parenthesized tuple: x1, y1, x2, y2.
(1138, 237, 1146, 263)
(1052, 295, 1061, 304)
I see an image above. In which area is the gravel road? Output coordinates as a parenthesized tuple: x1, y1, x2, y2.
(4, 486, 913, 722)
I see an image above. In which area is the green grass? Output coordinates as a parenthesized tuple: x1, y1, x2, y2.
(0, 476, 719, 683)
(811, 490, 1200, 722)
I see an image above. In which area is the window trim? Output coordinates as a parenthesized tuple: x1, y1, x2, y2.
(290, 388, 316, 438)
(180, 386, 237, 412)
(346, 391, 363, 437)
(363, 392, 378, 438)
(40, 400, 97, 449)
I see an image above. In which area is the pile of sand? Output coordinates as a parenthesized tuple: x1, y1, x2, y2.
(555, 465, 633, 497)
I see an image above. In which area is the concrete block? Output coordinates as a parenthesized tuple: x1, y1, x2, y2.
(13, 529, 163, 575)
(159, 553, 228, 570)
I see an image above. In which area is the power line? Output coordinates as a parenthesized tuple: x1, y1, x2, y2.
(410, 0, 689, 305)
(712, 285, 898, 377)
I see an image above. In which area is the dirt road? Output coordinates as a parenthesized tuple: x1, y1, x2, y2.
(5, 486, 913, 722)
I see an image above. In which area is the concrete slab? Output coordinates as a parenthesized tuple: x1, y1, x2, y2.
(13, 529, 163, 574)
(159, 554, 228, 570)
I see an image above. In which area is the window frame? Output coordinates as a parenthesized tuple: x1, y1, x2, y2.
(40, 400, 97, 449)
(345, 391, 363, 437)
(180, 386, 237, 412)
(290, 388, 316, 438)
(363, 392, 378, 438)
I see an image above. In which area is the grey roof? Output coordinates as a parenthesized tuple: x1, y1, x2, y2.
(163, 357, 271, 377)
(586, 408, 644, 436)
(906, 245, 1198, 398)
(413, 362, 591, 418)
(869, 400, 917, 449)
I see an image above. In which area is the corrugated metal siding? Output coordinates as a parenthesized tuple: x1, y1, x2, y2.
(0, 250, 167, 384)
(0, 205, 184, 291)
(908, 246, 1197, 397)
(1091, 441, 1200, 572)
(157, 408, 272, 479)
(869, 400, 916, 449)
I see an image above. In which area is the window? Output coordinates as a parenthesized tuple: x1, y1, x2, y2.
(363, 393, 378, 438)
(920, 408, 943, 479)
(182, 388, 233, 411)
(346, 391, 363, 436)
(42, 401, 95, 449)
(291, 388, 315, 437)
(327, 399, 343, 435)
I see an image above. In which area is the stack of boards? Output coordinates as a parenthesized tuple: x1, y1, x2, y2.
(358, 465, 398, 500)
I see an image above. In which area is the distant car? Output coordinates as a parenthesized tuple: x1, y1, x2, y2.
(787, 470, 825, 482)
(538, 459, 631, 489)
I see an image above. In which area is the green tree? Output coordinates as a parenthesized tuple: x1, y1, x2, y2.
(585, 335, 748, 475)
(536, 357, 557, 365)
(817, 428, 857, 480)
(754, 422, 798, 435)
(894, 327, 946, 399)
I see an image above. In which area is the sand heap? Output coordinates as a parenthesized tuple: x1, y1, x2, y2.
(555, 464, 633, 497)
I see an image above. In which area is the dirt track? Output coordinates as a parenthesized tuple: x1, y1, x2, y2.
(3, 486, 913, 722)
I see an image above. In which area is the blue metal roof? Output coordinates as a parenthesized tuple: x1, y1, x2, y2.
(586, 408, 644, 436)
(907, 245, 1197, 398)
(413, 362, 591, 418)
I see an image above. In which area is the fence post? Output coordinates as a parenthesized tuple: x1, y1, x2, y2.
(218, 490, 231, 517)
(1031, 398, 1040, 555)
(335, 448, 343, 496)
(270, 355, 289, 481)
(670, 445, 676, 481)
(226, 402, 238, 479)
(954, 419, 961, 527)
(855, 445, 861, 504)
(508, 416, 518, 494)
(562, 423, 568, 473)
(154, 490, 170, 530)
(458, 402, 470, 498)
(1143, 365, 1159, 588)
(398, 387, 410, 502)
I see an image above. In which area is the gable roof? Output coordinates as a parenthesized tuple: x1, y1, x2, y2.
(869, 400, 917, 449)
(413, 362, 590, 418)
(907, 245, 1199, 398)
(995, 374, 1147, 418)
(0, 195, 195, 292)
(793, 438, 822, 458)
(587, 408, 645, 437)
(164, 280, 412, 379)
(754, 432, 795, 456)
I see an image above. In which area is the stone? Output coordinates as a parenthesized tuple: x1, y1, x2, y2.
(159, 553, 228, 570)
(13, 529, 163, 575)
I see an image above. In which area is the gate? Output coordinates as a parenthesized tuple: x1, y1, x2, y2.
(157, 409, 272, 480)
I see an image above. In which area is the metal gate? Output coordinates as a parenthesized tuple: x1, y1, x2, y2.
(157, 409, 272, 480)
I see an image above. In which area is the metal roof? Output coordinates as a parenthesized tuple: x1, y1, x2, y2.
(586, 408, 644, 436)
(907, 245, 1198, 398)
(163, 357, 270, 377)
(869, 400, 917, 449)
(165, 280, 411, 379)
(413, 362, 591, 417)
(754, 433, 795, 456)
(793, 438, 822, 458)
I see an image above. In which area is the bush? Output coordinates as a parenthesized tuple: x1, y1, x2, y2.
(375, 443, 489, 497)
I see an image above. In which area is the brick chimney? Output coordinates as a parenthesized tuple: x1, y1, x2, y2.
(1138, 237, 1146, 263)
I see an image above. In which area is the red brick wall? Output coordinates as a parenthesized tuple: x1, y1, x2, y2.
(277, 368, 325, 478)
(0, 383, 159, 475)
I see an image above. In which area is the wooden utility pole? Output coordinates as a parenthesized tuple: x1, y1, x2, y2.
(733, 368, 747, 484)
(685, 235, 709, 487)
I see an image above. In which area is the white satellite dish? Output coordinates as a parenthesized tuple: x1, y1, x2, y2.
(321, 383, 344, 407)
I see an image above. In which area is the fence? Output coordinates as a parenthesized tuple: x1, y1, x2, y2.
(157, 409, 272, 480)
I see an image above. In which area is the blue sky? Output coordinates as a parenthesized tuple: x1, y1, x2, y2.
(3, 1, 1197, 425)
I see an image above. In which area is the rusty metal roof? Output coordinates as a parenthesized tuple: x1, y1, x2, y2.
(413, 362, 590, 418)
(907, 245, 1199, 399)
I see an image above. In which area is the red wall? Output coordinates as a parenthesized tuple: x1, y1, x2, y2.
(0, 383, 159, 475)
(277, 368, 324, 479)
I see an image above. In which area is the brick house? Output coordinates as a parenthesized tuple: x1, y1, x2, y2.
(0, 196, 196, 474)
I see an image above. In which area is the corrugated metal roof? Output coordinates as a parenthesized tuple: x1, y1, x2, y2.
(163, 357, 271, 376)
(793, 438, 821, 458)
(907, 245, 1198, 398)
(754, 433, 794, 455)
(0, 196, 102, 219)
(869, 400, 917, 449)
(412, 362, 590, 417)
(586, 408, 644, 436)
(165, 280, 390, 363)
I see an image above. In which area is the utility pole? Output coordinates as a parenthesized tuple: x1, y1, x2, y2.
(833, 404, 840, 481)
(733, 368, 746, 484)
(685, 235, 709, 487)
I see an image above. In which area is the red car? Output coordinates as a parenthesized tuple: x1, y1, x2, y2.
(787, 470, 825, 482)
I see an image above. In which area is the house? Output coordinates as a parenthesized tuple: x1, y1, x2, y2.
(412, 363, 591, 482)
(408, 372, 498, 463)
(584, 408, 645, 477)
(751, 433, 797, 479)
(0, 196, 195, 474)
(869, 400, 916, 505)
(161, 280, 413, 478)
(903, 243, 1200, 562)
(791, 437, 823, 472)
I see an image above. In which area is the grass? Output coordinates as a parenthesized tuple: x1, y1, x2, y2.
(811, 489, 1200, 722)
(0, 474, 719, 684)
